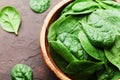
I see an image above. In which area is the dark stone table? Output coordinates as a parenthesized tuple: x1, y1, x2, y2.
(0, 0, 61, 80)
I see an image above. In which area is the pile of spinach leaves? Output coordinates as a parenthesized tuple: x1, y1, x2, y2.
(48, 0, 120, 80)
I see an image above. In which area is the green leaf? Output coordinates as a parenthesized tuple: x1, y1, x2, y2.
(29, 0, 50, 13)
(57, 32, 88, 60)
(66, 60, 104, 76)
(61, 2, 74, 15)
(50, 41, 78, 63)
(11, 64, 33, 80)
(72, 0, 98, 12)
(81, 22, 115, 48)
(56, 15, 82, 36)
(105, 35, 120, 70)
(47, 15, 66, 42)
(78, 30, 104, 61)
(88, 9, 120, 31)
(96, 0, 120, 10)
(0, 6, 21, 35)
(61, 0, 99, 16)
(49, 46, 69, 73)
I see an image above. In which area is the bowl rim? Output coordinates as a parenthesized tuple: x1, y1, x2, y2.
(40, 0, 72, 80)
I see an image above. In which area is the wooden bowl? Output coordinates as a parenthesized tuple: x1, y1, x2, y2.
(40, 0, 120, 80)
(40, 0, 72, 80)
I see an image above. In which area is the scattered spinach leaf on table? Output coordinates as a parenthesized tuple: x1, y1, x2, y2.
(0, 6, 21, 35)
(11, 64, 33, 80)
(29, 0, 51, 13)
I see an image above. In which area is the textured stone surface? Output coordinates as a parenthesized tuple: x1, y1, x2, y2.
(0, 0, 60, 80)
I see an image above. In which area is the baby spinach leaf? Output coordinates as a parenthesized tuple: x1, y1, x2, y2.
(29, 0, 50, 13)
(105, 35, 120, 70)
(103, 0, 120, 8)
(56, 15, 82, 36)
(0, 6, 21, 35)
(61, 0, 99, 16)
(57, 33, 88, 60)
(81, 22, 115, 48)
(49, 46, 69, 73)
(88, 9, 120, 34)
(72, 0, 98, 12)
(11, 64, 33, 80)
(61, 2, 74, 15)
(66, 60, 104, 76)
(63, 8, 97, 16)
(78, 30, 104, 61)
(50, 40, 78, 63)
(97, 0, 120, 10)
(47, 15, 66, 42)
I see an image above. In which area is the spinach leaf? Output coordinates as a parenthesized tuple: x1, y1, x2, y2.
(88, 9, 120, 27)
(105, 35, 120, 70)
(66, 60, 104, 76)
(86, 9, 120, 47)
(49, 46, 69, 73)
(50, 40, 78, 63)
(62, 0, 99, 16)
(78, 30, 104, 61)
(29, 0, 50, 13)
(103, 0, 120, 9)
(88, 9, 120, 34)
(47, 15, 66, 42)
(56, 15, 82, 36)
(96, 0, 120, 10)
(81, 22, 115, 48)
(61, 2, 74, 15)
(11, 64, 33, 80)
(72, 0, 98, 12)
(57, 32, 88, 60)
(0, 6, 21, 35)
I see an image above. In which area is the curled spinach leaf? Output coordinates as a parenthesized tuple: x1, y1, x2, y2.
(57, 32, 88, 60)
(11, 64, 33, 80)
(0, 6, 21, 35)
(105, 35, 120, 70)
(78, 30, 104, 61)
(50, 40, 78, 63)
(49, 46, 69, 73)
(72, 0, 98, 12)
(62, 0, 99, 15)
